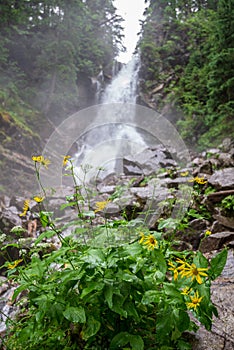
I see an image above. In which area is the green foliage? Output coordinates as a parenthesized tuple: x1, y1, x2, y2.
(139, 1, 234, 149)
(220, 195, 234, 216)
(0, 0, 124, 120)
(4, 232, 227, 349)
(2, 157, 228, 349)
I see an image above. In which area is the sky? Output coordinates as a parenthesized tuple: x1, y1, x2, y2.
(114, 0, 146, 63)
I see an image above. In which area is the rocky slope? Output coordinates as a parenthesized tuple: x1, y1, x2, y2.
(0, 138, 234, 348)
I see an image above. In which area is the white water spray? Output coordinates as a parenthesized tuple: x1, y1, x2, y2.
(75, 55, 146, 180)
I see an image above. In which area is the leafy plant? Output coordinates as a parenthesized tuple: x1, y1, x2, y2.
(2, 155, 228, 349)
(220, 195, 234, 216)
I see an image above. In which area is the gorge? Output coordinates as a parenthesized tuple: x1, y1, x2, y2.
(0, 1, 233, 349)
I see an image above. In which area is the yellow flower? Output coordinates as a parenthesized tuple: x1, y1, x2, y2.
(63, 155, 71, 166)
(139, 232, 145, 244)
(19, 199, 30, 217)
(175, 258, 188, 270)
(7, 259, 23, 270)
(32, 155, 50, 168)
(188, 176, 207, 185)
(32, 155, 43, 162)
(181, 287, 191, 296)
(33, 196, 45, 203)
(205, 230, 212, 236)
(180, 263, 208, 284)
(168, 261, 179, 280)
(94, 199, 110, 213)
(180, 171, 189, 177)
(186, 290, 203, 310)
(143, 234, 158, 250)
(41, 157, 51, 169)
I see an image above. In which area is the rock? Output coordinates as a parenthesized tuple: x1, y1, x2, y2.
(199, 232, 234, 252)
(123, 162, 142, 175)
(191, 249, 234, 349)
(204, 148, 220, 157)
(123, 146, 177, 177)
(220, 138, 234, 152)
(208, 168, 234, 190)
(218, 152, 234, 167)
(104, 202, 121, 216)
(0, 206, 22, 233)
(211, 220, 227, 233)
(213, 214, 234, 230)
(96, 185, 116, 194)
(193, 160, 213, 176)
(179, 219, 210, 250)
(190, 157, 204, 166)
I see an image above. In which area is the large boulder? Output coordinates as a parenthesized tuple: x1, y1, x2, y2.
(208, 168, 234, 190)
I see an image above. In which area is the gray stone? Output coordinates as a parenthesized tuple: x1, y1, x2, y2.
(193, 160, 213, 176)
(211, 220, 227, 233)
(123, 162, 142, 175)
(220, 138, 234, 152)
(96, 185, 116, 194)
(0, 206, 22, 232)
(123, 146, 177, 177)
(218, 152, 234, 167)
(190, 249, 234, 349)
(199, 231, 234, 252)
(213, 214, 234, 230)
(208, 168, 234, 190)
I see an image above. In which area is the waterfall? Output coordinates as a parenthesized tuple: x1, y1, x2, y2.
(101, 55, 140, 104)
(75, 54, 146, 181)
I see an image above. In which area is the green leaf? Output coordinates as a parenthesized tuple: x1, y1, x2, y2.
(129, 335, 144, 350)
(193, 251, 208, 267)
(12, 284, 29, 302)
(142, 290, 160, 305)
(60, 201, 77, 210)
(81, 315, 101, 340)
(10, 226, 27, 234)
(177, 339, 192, 350)
(152, 251, 167, 277)
(163, 283, 183, 301)
(81, 281, 105, 299)
(209, 248, 228, 280)
(129, 257, 147, 273)
(111, 294, 127, 317)
(34, 230, 55, 245)
(81, 248, 105, 266)
(158, 218, 179, 230)
(176, 310, 190, 332)
(104, 284, 114, 308)
(124, 300, 139, 321)
(124, 243, 142, 257)
(121, 271, 138, 282)
(63, 306, 86, 323)
(39, 211, 53, 227)
(82, 210, 95, 218)
(109, 332, 130, 349)
(198, 311, 212, 331)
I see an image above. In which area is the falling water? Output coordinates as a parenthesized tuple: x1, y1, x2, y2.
(101, 54, 140, 104)
(75, 54, 146, 181)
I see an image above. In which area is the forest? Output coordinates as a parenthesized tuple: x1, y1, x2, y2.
(0, 0, 233, 150)
(139, 0, 234, 149)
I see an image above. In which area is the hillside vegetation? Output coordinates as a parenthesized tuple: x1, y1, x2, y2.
(138, 0, 234, 149)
